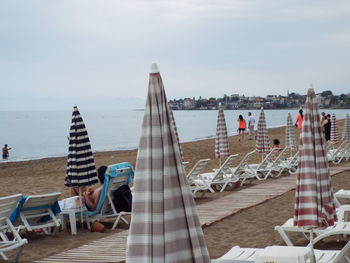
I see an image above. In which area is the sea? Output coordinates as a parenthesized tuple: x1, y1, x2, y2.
(0, 108, 349, 162)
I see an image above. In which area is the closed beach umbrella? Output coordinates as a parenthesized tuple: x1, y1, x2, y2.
(285, 112, 296, 149)
(126, 64, 210, 263)
(215, 104, 230, 163)
(342, 114, 350, 142)
(65, 106, 98, 188)
(330, 113, 339, 145)
(169, 104, 184, 162)
(294, 88, 336, 261)
(65, 106, 98, 224)
(255, 107, 271, 154)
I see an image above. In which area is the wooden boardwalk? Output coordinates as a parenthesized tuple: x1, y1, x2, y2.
(34, 162, 350, 263)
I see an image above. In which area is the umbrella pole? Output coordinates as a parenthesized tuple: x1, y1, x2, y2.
(310, 229, 316, 263)
(79, 188, 84, 229)
(219, 158, 222, 167)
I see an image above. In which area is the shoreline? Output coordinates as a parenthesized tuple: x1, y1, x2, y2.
(0, 123, 292, 164)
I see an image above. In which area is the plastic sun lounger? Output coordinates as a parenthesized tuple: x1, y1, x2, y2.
(0, 194, 28, 263)
(229, 151, 256, 186)
(185, 158, 212, 196)
(244, 148, 281, 180)
(267, 147, 299, 178)
(200, 154, 239, 192)
(275, 205, 350, 247)
(328, 141, 350, 164)
(87, 165, 133, 230)
(13, 192, 62, 235)
(211, 241, 350, 263)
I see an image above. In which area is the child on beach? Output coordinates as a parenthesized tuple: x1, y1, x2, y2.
(237, 115, 246, 141)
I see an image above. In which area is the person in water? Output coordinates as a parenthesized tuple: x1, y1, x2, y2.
(2, 144, 11, 159)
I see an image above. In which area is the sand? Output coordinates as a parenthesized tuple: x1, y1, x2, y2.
(1, 123, 349, 262)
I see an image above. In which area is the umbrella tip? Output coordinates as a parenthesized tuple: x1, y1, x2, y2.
(150, 63, 160, 74)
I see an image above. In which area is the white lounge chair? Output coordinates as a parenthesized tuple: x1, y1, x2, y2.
(186, 158, 212, 196)
(275, 205, 350, 246)
(200, 154, 239, 192)
(229, 151, 256, 186)
(13, 192, 61, 235)
(268, 147, 299, 178)
(328, 141, 350, 164)
(87, 167, 133, 230)
(244, 148, 281, 180)
(0, 194, 28, 263)
(211, 241, 350, 263)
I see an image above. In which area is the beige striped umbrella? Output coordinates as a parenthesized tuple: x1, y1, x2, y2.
(294, 88, 336, 261)
(342, 114, 350, 142)
(255, 107, 271, 154)
(169, 104, 184, 162)
(285, 112, 296, 149)
(126, 64, 210, 263)
(215, 105, 230, 164)
(330, 113, 339, 145)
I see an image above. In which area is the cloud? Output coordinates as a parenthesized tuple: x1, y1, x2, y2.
(0, 0, 350, 110)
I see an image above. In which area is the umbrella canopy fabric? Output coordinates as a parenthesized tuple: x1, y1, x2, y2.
(330, 113, 340, 145)
(65, 106, 98, 187)
(255, 107, 271, 154)
(342, 114, 350, 142)
(285, 112, 297, 149)
(126, 64, 210, 263)
(294, 88, 336, 228)
(169, 104, 184, 162)
(215, 105, 230, 159)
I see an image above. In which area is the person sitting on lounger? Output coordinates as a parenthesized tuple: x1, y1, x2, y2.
(83, 166, 107, 211)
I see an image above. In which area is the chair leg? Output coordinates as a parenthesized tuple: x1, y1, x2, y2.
(112, 214, 123, 230)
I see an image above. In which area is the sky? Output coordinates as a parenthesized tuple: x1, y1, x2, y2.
(0, 0, 350, 110)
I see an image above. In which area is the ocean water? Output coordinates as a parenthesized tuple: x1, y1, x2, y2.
(0, 108, 349, 162)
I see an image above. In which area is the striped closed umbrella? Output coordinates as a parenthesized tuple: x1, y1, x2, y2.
(65, 106, 98, 188)
(126, 64, 210, 263)
(215, 105, 230, 161)
(255, 107, 271, 154)
(169, 104, 184, 162)
(294, 88, 336, 261)
(330, 113, 340, 145)
(285, 112, 296, 149)
(342, 114, 350, 142)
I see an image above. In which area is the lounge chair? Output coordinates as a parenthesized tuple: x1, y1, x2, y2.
(211, 240, 350, 263)
(87, 162, 134, 230)
(275, 205, 350, 246)
(328, 141, 350, 164)
(185, 158, 212, 196)
(244, 148, 281, 180)
(0, 194, 28, 263)
(11, 192, 61, 235)
(200, 154, 239, 192)
(268, 147, 299, 178)
(229, 151, 256, 186)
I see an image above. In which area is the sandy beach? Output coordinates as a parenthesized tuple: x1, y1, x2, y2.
(1, 123, 349, 263)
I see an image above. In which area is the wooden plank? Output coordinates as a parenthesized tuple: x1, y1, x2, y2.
(35, 163, 350, 263)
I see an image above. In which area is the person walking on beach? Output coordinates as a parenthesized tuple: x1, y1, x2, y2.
(237, 115, 246, 141)
(2, 144, 11, 159)
(295, 109, 303, 129)
(247, 112, 255, 140)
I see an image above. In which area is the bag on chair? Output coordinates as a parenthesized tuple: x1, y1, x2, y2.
(112, 185, 132, 212)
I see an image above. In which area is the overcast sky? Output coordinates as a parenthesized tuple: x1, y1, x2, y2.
(1, 0, 349, 110)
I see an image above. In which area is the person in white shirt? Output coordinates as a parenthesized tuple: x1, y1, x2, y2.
(248, 112, 255, 140)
